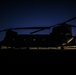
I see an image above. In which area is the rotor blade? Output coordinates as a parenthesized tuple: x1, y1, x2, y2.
(0, 27, 50, 33)
(0, 28, 13, 32)
(30, 29, 45, 34)
(64, 17, 76, 23)
(70, 25, 76, 28)
(49, 24, 60, 28)
(30, 24, 60, 34)
(0, 23, 64, 33)
(48, 17, 76, 28)
(12, 27, 50, 30)
(30, 27, 51, 34)
(0, 29, 7, 32)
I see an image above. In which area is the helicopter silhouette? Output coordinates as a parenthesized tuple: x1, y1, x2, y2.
(0, 17, 76, 50)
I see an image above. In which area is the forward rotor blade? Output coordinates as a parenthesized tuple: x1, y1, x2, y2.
(0, 29, 7, 32)
(0, 27, 50, 33)
(0, 28, 13, 32)
(12, 27, 50, 30)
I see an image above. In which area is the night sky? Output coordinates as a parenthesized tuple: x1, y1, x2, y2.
(0, 0, 76, 41)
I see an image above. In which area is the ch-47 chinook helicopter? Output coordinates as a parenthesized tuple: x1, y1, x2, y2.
(0, 17, 76, 50)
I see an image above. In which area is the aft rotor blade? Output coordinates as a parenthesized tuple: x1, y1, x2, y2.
(70, 25, 76, 27)
(64, 17, 76, 23)
(49, 24, 60, 28)
(30, 24, 60, 34)
(30, 29, 46, 34)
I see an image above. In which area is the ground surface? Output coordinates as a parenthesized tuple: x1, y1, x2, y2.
(0, 49, 76, 64)
(0, 49, 76, 74)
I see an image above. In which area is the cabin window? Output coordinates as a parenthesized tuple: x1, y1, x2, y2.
(13, 38, 15, 41)
(1, 46, 8, 49)
(43, 39, 45, 41)
(33, 39, 36, 41)
(24, 39, 26, 41)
